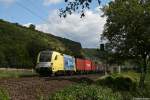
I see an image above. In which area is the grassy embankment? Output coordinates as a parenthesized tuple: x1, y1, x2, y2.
(0, 69, 37, 100)
(0, 70, 149, 100)
(0, 69, 37, 78)
(0, 88, 9, 100)
(49, 71, 150, 100)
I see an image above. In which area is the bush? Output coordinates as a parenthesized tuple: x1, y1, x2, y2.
(96, 76, 136, 91)
(114, 77, 136, 91)
(96, 76, 114, 87)
(96, 76, 115, 88)
(49, 84, 123, 100)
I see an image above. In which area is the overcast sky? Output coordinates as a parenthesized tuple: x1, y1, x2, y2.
(0, 0, 111, 48)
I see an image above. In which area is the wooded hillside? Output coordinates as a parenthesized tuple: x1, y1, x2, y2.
(0, 19, 83, 68)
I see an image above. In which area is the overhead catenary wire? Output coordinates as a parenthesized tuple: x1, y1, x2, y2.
(15, 1, 52, 25)
(15, 1, 77, 38)
(27, 0, 48, 16)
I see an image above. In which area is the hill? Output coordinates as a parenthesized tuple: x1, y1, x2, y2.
(0, 19, 83, 68)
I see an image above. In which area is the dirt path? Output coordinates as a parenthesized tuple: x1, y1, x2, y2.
(0, 74, 102, 100)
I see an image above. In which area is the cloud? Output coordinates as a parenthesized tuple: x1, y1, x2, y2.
(0, 0, 16, 5)
(23, 23, 33, 27)
(43, 0, 63, 5)
(36, 9, 106, 48)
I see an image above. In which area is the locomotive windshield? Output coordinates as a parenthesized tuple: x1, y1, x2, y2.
(39, 51, 52, 62)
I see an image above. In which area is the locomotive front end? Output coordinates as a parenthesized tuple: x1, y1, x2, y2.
(35, 51, 53, 75)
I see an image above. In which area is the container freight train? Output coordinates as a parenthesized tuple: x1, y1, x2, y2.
(35, 50, 104, 75)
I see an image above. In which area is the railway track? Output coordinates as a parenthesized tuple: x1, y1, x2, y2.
(41, 73, 103, 78)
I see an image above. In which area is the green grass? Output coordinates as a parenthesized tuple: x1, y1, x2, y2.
(0, 69, 37, 78)
(145, 72, 150, 84)
(0, 88, 9, 100)
(111, 71, 150, 84)
(49, 84, 123, 100)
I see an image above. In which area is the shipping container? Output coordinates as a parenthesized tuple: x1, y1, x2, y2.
(75, 58, 85, 71)
(84, 60, 92, 71)
(63, 54, 76, 71)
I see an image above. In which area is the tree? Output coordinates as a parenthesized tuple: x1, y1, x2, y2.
(62, 0, 150, 88)
(60, 0, 101, 17)
(29, 24, 36, 30)
(26, 39, 51, 67)
(102, 0, 150, 88)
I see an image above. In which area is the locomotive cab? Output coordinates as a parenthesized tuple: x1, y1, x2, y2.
(35, 50, 64, 75)
(36, 51, 53, 75)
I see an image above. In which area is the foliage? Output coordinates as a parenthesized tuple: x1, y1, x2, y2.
(60, 0, 101, 18)
(82, 48, 101, 62)
(29, 24, 36, 30)
(102, 0, 150, 60)
(96, 75, 137, 91)
(111, 71, 140, 82)
(55, 36, 83, 58)
(83, 48, 117, 65)
(49, 84, 123, 100)
(102, 0, 150, 88)
(115, 77, 136, 91)
(0, 19, 83, 68)
(98, 71, 150, 98)
(0, 88, 9, 100)
(49, 71, 150, 99)
(47, 71, 150, 100)
(61, 0, 150, 88)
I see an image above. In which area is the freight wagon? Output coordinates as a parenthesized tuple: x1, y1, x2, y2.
(75, 59, 92, 72)
(36, 50, 104, 75)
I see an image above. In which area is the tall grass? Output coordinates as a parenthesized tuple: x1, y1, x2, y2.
(0, 88, 9, 100)
(49, 84, 123, 100)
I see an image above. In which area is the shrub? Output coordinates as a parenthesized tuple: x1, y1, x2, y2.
(96, 76, 137, 91)
(114, 77, 136, 91)
(49, 84, 123, 100)
(96, 76, 114, 88)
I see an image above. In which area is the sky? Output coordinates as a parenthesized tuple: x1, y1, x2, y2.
(0, 0, 111, 48)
